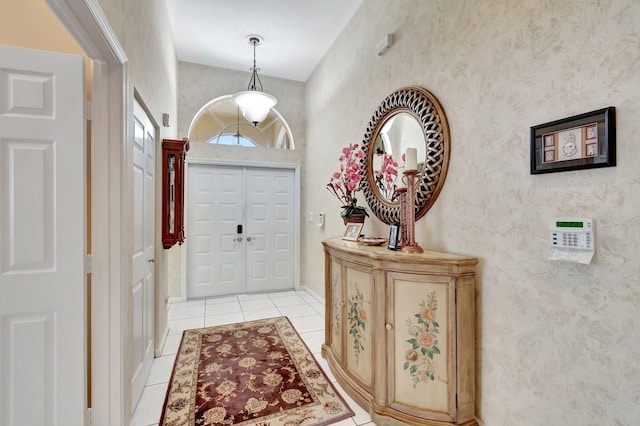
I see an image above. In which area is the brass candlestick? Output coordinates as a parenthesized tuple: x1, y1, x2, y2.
(400, 170, 423, 253)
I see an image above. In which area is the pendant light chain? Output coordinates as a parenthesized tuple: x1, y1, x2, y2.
(248, 37, 264, 92)
(235, 105, 240, 144)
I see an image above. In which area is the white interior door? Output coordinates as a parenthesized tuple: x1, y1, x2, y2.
(131, 99, 155, 410)
(245, 168, 295, 293)
(187, 165, 244, 298)
(0, 45, 86, 425)
(187, 164, 296, 298)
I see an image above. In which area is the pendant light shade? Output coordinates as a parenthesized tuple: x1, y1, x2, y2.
(232, 90, 277, 124)
(232, 35, 277, 125)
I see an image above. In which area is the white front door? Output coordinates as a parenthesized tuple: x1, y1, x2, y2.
(245, 168, 295, 293)
(131, 99, 155, 409)
(0, 45, 86, 425)
(187, 164, 296, 298)
(187, 165, 244, 298)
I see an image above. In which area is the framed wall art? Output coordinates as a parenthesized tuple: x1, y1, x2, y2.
(530, 107, 615, 174)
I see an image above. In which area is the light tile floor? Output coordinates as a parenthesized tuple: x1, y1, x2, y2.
(132, 290, 376, 426)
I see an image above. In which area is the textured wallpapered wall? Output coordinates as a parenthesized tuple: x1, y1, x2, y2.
(303, 0, 640, 424)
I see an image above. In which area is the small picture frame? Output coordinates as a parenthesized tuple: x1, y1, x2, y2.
(388, 223, 400, 250)
(343, 222, 364, 241)
(530, 107, 615, 174)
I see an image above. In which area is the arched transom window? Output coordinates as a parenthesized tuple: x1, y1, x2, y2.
(188, 95, 294, 150)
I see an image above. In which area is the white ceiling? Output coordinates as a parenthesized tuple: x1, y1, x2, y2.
(165, 0, 363, 82)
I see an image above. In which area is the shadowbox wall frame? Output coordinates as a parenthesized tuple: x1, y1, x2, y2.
(530, 107, 616, 174)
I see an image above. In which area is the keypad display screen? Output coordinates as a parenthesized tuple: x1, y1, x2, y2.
(556, 221, 584, 228)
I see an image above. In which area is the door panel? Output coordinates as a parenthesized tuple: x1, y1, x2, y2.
(330, 259, 343, 362)
(344, 264, 374, 389)
(131, 99, 155, 410)
(389, 274, 455, 420)
(0, 46, 85, 426)
(245, 168, 295, 293)
(187, 165, 244, 298)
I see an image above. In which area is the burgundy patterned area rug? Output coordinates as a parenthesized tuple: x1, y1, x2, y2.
(159, 316, 353, 426)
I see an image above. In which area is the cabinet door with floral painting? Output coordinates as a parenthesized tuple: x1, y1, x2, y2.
(344, 263, 374, 389)
(329, 259, 343, 363)
(387, 272, 457, 422)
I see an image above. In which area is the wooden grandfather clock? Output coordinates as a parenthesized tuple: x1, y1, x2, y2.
(161, 138, 189, 249)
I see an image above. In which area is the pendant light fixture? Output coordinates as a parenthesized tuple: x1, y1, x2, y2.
(232, 35, 277, 126)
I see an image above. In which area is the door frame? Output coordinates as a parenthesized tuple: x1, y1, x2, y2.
(180, 158, 301, 301)
(45, 0, 131, 424)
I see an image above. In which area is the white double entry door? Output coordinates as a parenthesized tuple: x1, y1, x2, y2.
(187, 164, 297, 298)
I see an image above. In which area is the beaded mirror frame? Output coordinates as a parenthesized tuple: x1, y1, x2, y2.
(360, 86, 450, 224)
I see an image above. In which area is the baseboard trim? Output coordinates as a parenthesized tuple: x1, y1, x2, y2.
(299, 286, 324, 304)
(155, 325, 169, 358)
(168, 296, 185, 304)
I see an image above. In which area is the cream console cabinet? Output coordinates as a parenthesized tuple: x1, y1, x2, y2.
(322, 238, 478, 426)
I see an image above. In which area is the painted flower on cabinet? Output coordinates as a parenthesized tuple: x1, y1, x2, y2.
(347, 285, 367, 363)
(403, 291, 446, 386)
(332, 275, 341, 342)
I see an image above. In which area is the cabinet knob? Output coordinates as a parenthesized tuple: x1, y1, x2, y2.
(235, 237, 243, 242)
(385, 323, 393, 330)
(246, 237, 253, 242)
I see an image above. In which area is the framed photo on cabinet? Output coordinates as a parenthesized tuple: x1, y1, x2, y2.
(343, 222, 363, 241)
(388, 223, 400, 250)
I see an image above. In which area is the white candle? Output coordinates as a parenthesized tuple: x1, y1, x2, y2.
(405, 147, 417, 171)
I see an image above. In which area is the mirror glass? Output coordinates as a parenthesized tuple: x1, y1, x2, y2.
(360, 87, 450, 224)
(371, 112, 426, 200)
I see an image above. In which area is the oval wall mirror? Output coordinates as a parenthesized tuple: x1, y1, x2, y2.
(361, 86, 450, 224)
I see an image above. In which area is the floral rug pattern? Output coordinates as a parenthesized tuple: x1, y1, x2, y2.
(159, 317, 353, 426)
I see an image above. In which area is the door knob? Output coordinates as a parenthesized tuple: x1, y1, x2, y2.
(148, 259, 155, 263)
(246, 237, 253, 242)
(236, 237, 243, 242)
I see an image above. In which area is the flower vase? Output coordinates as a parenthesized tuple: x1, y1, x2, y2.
(343, 213, 366, 225)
